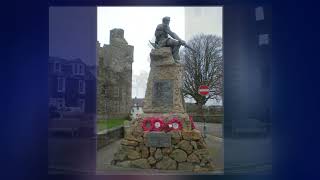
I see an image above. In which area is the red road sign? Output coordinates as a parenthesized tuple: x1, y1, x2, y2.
(198, 85, 209, 96)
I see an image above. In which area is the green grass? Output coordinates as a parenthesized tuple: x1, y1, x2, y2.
(96, 119, 126, 132)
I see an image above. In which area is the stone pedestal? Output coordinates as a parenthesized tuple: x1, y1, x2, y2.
(143, 47, 185, 114)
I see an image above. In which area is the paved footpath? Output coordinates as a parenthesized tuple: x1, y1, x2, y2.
(96, 123, 224, 175)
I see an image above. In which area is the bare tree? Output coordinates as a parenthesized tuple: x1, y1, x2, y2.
(181, 34, 223, 111)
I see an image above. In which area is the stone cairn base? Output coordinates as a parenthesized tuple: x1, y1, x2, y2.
(111, 114, 214, 172)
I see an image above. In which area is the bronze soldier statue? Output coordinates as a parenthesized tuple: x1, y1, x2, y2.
(154, 16, 186, 62)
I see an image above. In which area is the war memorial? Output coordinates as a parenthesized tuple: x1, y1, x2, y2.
(110, 17, 214, 172)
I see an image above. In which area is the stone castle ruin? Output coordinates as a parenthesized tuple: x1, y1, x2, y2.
(97, 29, 133, 119)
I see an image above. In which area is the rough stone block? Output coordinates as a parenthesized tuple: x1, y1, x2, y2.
(191, 141, 198, 150)
(116, 160, 131, 168)
(161, 147, 172, 155)
(148, 156, 157, 165)
(149, 147, 156, 156)
(154, 148, 163, 160)
(120, 145, 136, 151)
(155, 156, 177, 170)
(121, 139, 139, 146)
(170, 149, 187, 162)
(150, 47, 175, 67)
(127, 149, 141, 160)
(193, 165, 209, 172)
(178, 162, 194, 171)
(182, 129, 201, 140)
(187, 153, 200, 163)
(141, 146, 149, 158)
(177, 140, 193, 154)
(131, 159, 151, 169)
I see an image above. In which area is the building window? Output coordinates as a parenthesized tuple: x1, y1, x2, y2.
(110, 101, 119, 112)
(79, 80, 86, 94)
(107, 100, 113, 112)
(54, 62, 61, 73)
(49, 98, 65, 109)
(79, 64, 83, 74)
(72, 64, 85, 75)
(116, 72, 121, 81)
(57, 77, 65, 92)
(114, 101, 119, 112)
(258, 34, 269, 46)
(113, 87, 119, 97)
(108, 100, 119, 112)
(72, 64, 76, 74)
(56, 98, 65, 109)
(79, 64, 84, 75)
(79, 99, 85, 112)
(255, 6, 264, 21)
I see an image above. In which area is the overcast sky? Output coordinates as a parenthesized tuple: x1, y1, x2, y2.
(97, 7, 222, 105)
(98, 7, 185, 76)
(98, 7, 222, 76)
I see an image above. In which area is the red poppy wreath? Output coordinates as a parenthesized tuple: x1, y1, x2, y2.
(151, 117, 165, 131)
(142, 117, 153, 131)
(167, 117, 183, 131)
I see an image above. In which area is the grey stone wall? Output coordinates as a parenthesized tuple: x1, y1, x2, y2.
(97, 126, 124, 149)
(97, 28, 133, 119)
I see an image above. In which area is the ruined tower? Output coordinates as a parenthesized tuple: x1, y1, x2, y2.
(98, 28, 134, 119)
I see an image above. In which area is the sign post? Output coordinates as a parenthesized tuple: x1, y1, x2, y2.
(198, 85, 209, 96)
(198, 85, 209, 138)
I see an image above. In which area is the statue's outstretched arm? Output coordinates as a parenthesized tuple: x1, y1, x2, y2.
(166, 26, 183, 42)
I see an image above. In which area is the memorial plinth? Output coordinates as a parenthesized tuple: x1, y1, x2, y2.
(143, 47, 185, 114)
(111, 47, 214, 172)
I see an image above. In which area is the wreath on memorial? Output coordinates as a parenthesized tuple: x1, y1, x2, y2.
(142, 117, 154, 131)
(142, 117, 165, 131)
(167, 117, 183, 131)
(151, 117, 165, 131)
